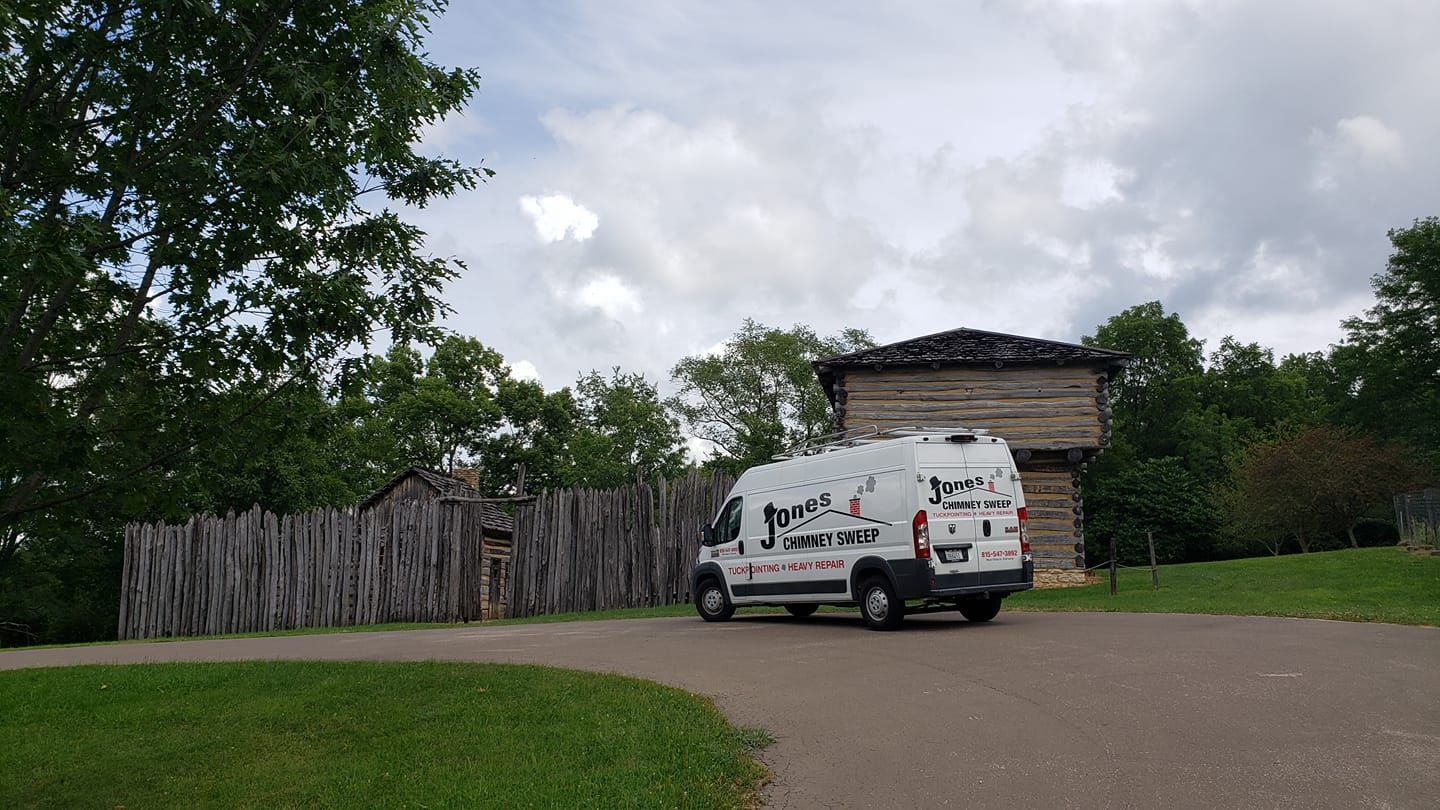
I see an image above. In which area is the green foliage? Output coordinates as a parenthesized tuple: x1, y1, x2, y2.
(1084, 458, 1220, 565)
(670, 319, 874, 474)
(1203, 337, 1326, 435)
(1081, 302, 1349, 562)
(568, 369, 688, 488)
(1221, 425, 1428, 555)
(473, 378, 578, 494)
(0, 529, 121, 646)
(346, 338, 507, 473)
(0, 662, 770, 808)
(0, 1, 480, 643)
(1084, 301, 1205, 462)
(1332, 217, 1440, 470)
(1, 1, 482, 566)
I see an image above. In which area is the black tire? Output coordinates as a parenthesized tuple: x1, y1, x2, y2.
(695, 578, 735, 622)
(785, 604, 819, 618)
(958, 595, 1002, 622)
(857, 576, 904, 630)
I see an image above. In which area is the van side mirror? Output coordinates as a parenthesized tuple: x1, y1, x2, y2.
(700, 524, 716, 546)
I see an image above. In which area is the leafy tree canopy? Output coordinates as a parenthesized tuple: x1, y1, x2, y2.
(1083, 301, 1205, 462)
(1222, 425, 1428, 555)
(0, 0, 483, 570)
(568, 369, 688, 488)
(670, 320, 873, 474)
(1084, 457, 1220, 565)
(1332, 217, 1440, 470)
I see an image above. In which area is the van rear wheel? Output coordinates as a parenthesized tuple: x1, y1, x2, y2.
(695, 579, 735, 622)
(958, 595, 1002, 622)
(858, 576, 904, 630)
(785, 604, 818, 618)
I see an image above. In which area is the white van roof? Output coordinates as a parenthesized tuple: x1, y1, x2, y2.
(772, 425, 993, 460)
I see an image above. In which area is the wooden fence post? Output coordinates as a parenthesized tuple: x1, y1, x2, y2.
(1109, 536, 1118, 597)
(1147, 531, 1159, 590)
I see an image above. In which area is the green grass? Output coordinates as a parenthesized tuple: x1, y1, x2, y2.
(1010, 547, 1440, 626)
(9, 603, 765, 650)
(0, 661, 770, 808)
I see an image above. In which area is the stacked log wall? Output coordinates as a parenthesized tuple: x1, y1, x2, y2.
(835, 365, 1113, 450)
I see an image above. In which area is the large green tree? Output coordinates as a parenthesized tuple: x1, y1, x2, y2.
(1083, 457, 1220, 565)
(669, 320, 873, 474)
(1331, 217, 1440, 470)
(1083, 301, 1205, 464)
(0, 1, 483, 571)
(568, 369, 688, 488)
(348, 338, 506, 474)
(1222, 425, 1427, 554)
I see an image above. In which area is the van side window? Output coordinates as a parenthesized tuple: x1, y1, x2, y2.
(717, 497, 743, 543)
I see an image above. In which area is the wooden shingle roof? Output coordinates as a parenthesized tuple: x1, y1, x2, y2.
(814, 327, 1128, 402)
(357, 466, 514, 537)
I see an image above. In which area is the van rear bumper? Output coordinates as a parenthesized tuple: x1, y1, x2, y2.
(893, 560, 1035, 599)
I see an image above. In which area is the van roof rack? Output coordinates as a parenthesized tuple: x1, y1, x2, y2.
(772, 425, 988, 460)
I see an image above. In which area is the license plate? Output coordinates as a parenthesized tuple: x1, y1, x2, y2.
(940, 547, 969, 564)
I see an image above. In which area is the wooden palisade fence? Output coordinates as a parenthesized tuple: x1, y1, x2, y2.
(508, 470, 736, 618)
(118, 502, 503, 640)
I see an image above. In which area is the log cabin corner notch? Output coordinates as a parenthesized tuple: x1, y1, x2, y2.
(813, 327, 1129, 586)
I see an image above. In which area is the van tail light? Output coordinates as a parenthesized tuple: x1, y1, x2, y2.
(912, 510, 931, 560)
(1017, 506, 1032, 561)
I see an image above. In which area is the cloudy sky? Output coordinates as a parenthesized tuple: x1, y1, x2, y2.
(404, 0, 1439, 389)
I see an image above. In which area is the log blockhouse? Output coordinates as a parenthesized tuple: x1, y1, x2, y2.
(814, 328, 1128, 586)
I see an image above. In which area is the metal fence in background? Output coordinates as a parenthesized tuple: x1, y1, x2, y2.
(1394, 488, 1439, 547)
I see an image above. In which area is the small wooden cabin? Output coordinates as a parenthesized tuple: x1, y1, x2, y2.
(814, 328, 1128, 586)
(358, 466, 514, 615)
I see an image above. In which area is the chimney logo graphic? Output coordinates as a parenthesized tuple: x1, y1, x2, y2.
(850, 476, 877, 516)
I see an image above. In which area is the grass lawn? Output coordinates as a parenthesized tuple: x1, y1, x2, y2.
(0, 661, 770, 808)
(1009, 547, 1440, 626)
(10, 604, 766, 649)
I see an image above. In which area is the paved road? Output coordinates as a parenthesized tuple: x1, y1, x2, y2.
(4, 611, 1438, 808)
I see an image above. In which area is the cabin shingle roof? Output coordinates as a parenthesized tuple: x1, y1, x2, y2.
(357, 466, 514, 537)
(814, 327, 1128, 402)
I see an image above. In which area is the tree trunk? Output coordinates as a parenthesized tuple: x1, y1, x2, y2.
(1296, 528, 1311, 553)
(1346, 524, 1359, 549)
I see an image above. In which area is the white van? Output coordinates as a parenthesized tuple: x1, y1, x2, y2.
(693, 426, 1033, 630)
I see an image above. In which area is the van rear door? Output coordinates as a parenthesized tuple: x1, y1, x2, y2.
(915, 441, 981, 582)
(959, 439, 1026, 583)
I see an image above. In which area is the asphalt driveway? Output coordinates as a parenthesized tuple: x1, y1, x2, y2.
(4, 611, 1438, 808)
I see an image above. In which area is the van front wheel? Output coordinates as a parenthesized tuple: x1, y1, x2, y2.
(958, 595, 1002, 622)
(858, 576, 904, 630)
(695, 579, 735, 622)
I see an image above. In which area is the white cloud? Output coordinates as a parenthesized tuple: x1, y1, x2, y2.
(576, 275, 643, 320)
(508, 359, 541, 382)
(519, 193, 599, 242)
(1335, 116, 1404, 164)
(405, 0, 1440, 397)
(1310, 115, 1406, 192)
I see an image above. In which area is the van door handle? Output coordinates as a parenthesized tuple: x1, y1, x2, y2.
(982, 520, 992, 537)
(738, 541, 745, 555)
